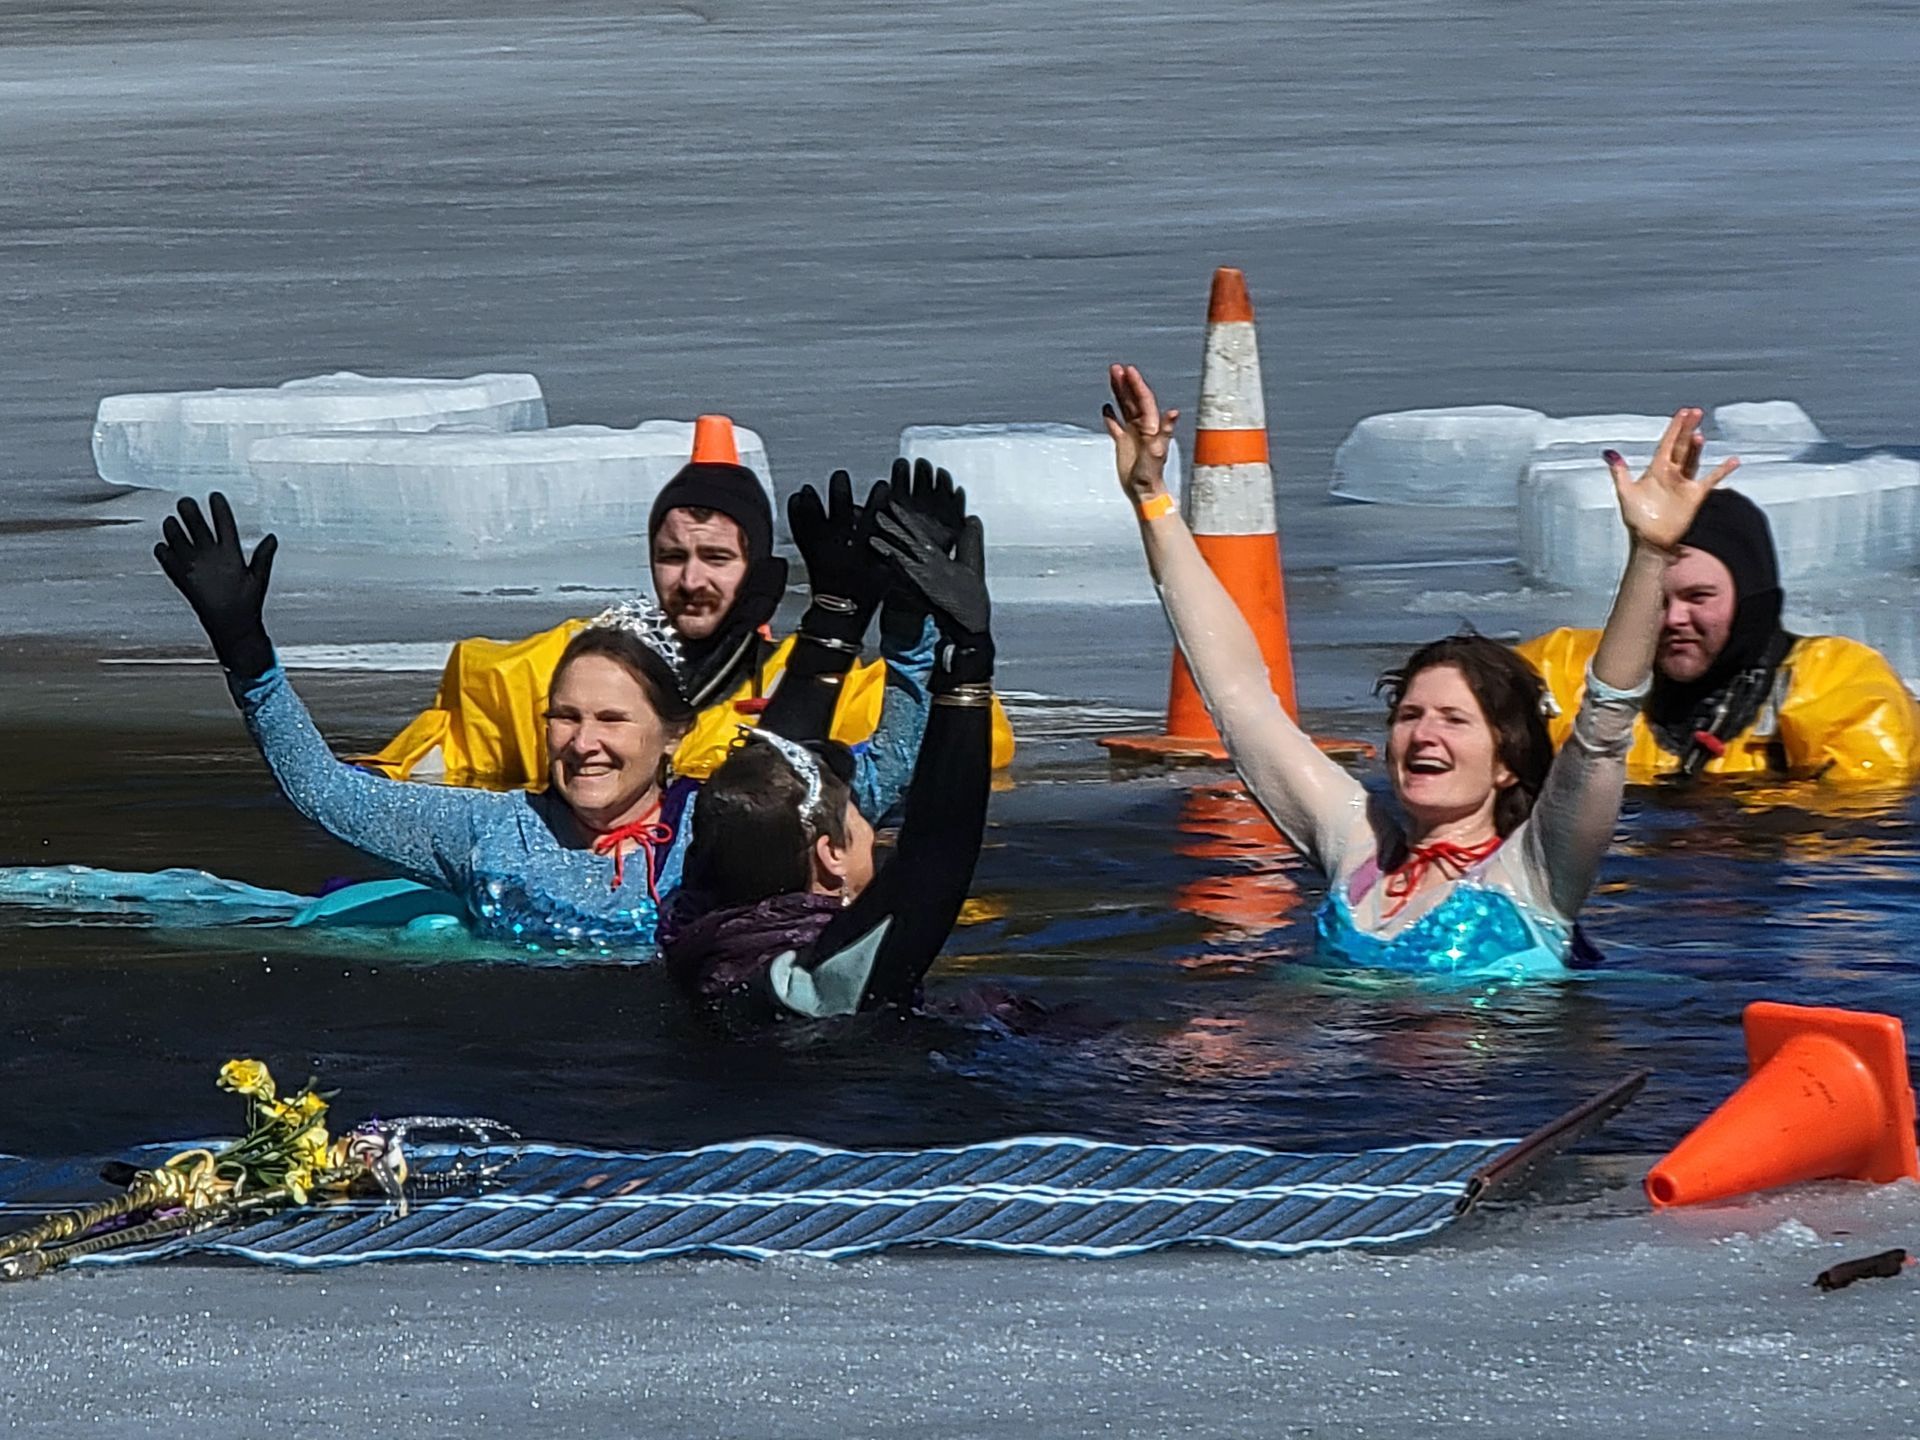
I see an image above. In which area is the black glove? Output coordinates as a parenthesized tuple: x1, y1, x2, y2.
(879, 458, 965, 645)
(154, 493, 278, 682)
(786, 470, 892, 645)
(872, 503, 992, 685)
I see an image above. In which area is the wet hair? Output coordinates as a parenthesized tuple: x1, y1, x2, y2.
(1375, 632, 1553, 837)
(681, 739, 856, 906)
(549, 626, 696, 729)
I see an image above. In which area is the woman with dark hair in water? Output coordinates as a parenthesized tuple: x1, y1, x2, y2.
(1104, 364, 1737, 977)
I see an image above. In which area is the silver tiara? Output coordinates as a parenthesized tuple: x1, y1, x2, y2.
(749, 729, 824, 835)
(586, 598, 684, 679)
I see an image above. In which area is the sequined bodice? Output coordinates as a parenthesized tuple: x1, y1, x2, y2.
(1312, 882, 1571, 980)
(463, 834, 664, 950)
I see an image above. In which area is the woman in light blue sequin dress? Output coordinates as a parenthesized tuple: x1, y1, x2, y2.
(1104, 368, 1742, 979)
(156, 493, 700, 952)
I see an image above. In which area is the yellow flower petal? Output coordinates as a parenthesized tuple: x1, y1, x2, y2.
(291, 1092, 329, 1121)
(217, 1059, 276, 1103)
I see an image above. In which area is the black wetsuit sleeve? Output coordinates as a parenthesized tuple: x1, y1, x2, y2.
(758, 605, 864, 744)
(806, 644, 993, 1008)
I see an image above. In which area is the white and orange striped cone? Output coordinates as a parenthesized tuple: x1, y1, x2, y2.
(1102, 267, 1369, 765)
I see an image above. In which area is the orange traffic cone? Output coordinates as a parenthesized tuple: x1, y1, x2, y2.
(1172, 781, 1302, 937)
(1101, 269, 1368, 765)
(691, 413, 740, 465)
(1645, 1001, 1920, 1208)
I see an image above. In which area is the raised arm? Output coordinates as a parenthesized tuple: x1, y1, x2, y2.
(762, 459, 957, 822)
(853, 611, 934, 822)
(759, 469, 891, 742)
(1521, 410, 1738, 915)
(156, 494, 493, 889)
(802, 503, 994, 1011)
(230, 668, 490, 888)
(853, 458, 961, 819)
(1103, 364, 1365, 876)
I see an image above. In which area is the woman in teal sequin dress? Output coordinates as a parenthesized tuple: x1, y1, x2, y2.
(1103, 366, 1740, 979)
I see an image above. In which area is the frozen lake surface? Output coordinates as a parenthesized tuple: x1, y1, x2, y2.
(2, 0, 1919, 1431)
(4, 1169, 1919, 1438)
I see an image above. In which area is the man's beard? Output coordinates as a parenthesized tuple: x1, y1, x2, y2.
(665, 591, 727, 641)
(668, 554, 791, 709)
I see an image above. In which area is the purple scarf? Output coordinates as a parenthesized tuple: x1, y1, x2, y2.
(660, 891, 842, 1003)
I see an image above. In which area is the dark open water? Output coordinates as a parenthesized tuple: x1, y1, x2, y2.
(2, 666, 1915, 1159)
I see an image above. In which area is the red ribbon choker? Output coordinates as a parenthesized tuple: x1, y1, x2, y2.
(590, 802, 673, 900)
(1379, 836, 1504, 919)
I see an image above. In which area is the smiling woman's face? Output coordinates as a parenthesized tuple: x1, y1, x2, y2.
(544, 653, 675, 830)
(1385, 663, 1513, 830)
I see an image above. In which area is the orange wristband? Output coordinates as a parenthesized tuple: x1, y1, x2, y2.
(1137, 492, 1176, 522)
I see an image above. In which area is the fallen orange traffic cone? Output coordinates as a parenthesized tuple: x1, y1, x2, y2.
(1646, 1001, 1920, 1208)
(691, 413, 740, 465)
(1101, 268, 1368, 765)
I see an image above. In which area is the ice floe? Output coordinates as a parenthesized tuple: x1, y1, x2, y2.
(92, 372, 546, 501)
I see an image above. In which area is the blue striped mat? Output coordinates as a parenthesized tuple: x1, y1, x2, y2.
(0, 1132, 1521, 1267)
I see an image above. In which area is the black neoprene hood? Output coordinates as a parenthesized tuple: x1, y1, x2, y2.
(647, 461, 774, 563)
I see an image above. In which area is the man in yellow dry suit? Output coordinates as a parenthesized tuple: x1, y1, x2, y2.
(1518, 487, 1918, 784)
(361, 422, 1013, 814)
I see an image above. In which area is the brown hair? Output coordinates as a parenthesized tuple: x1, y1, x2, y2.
(681, 740, 853, 906)
(550, 626, 696, 729)
(1375, 632, 1553, 837)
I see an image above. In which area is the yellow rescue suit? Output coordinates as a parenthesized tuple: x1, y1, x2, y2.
(1516, 628, 1920, 784)
(359, 619, 1015, 789)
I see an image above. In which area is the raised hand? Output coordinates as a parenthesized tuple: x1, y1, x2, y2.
(1604, 409, 1739, 553)
(871, 502, 989, 648)
(887, 456, 966, 554)
(1101, 363, 1180, 505)
(879, 457, 965, 637)
(786, 470, 893, 625)
(154, 492, 278, 680)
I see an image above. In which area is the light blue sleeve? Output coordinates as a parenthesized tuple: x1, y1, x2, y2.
(231, 664, 506, 892)
(852, 614, 935, 822)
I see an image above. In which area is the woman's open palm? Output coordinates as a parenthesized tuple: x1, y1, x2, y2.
(1606, 408, 1739, 552)
(1102, 363, 1179, 504)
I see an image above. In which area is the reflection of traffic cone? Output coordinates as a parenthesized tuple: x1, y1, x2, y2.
(1102, 269, 1369, 765)
(1172, 782, 1301, 937)
(1646, 1001, 1920, 1208)
(691, 413, 740, 465)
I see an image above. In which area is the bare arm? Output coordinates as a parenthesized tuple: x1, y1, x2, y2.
(1104, 364, 1365, 875)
